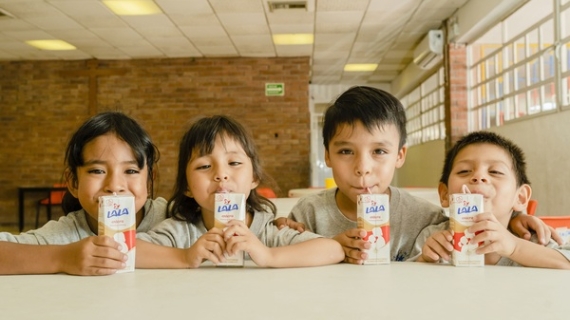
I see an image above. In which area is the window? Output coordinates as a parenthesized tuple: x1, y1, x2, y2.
(402, 67, 445, 146)
(468, 0, 560, 130)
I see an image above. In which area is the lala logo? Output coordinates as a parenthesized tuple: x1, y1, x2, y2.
(365, 202, 386, 214)
(217, 203, 239, 212)
(457, 200, 479, 215)
(107, 206, 130, 218)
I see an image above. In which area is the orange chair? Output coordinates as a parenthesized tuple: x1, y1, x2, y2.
(35, 183, 66, 228)
(257, 187, 277, 198)
(527, 199, 538, 216)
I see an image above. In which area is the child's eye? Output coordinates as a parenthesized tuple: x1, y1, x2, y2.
(456, 170, 470, 174)
(229, 161, 242, 166)
(87, 169, 105, 174)
(126, 169, 140, 174)
(196, 164, 211, 170)
(373, 149, 387, 155)
(489, 170, 504, 175)
(338, 149, 353, 155)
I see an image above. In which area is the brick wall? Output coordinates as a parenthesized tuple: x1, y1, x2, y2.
(0, 57, 310, 227)
(445, 43, 468, 150)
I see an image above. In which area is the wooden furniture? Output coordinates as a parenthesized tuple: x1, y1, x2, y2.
(35, 183, 66, 228)
(2, 262, 569, 319)
(17, 185, 67, 232)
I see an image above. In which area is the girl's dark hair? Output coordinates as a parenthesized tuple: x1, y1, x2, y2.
(62, 112, 159, 213)
(323, 86, 407, 150)
(168, 115, 276, 224)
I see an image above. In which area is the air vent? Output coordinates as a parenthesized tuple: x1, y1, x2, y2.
(0, 8, 15, 19)
(268, 1, 307, 12)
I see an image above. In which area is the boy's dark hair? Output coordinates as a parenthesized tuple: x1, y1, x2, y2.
(168, 115, 276, 224)
(440, 131, 530, 187)
(322, 86, 407, 150)
(62, 112, 159, 213)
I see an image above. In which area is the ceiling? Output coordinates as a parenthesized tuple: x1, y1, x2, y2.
(0, 0, 470, 85)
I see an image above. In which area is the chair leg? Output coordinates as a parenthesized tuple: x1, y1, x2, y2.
(35, 204, 41, 229)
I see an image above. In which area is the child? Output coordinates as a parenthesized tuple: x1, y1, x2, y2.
(415, 131, 570, 268)
(276, 86, 558, 264)
(0, 112, 167, 275)
(136, 115, 344, 268)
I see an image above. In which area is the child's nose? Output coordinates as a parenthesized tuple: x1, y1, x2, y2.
(354, 155, 372, 176)
(213, 170, 229, 182)
(470, 172, 488, 183)
(105, 174, 126, 194)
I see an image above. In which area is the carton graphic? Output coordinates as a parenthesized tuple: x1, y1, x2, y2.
(449, 192, 484, 267)
(214, 193, 246, 267)
(357, 194, 390, 265)
(98, 195, 136, 273)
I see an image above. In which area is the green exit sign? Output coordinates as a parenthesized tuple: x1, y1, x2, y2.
(265, 83, 284, 96)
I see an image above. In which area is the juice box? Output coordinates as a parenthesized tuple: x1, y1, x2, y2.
(449, 193, 484, 267)
(356, 194, 390, 265)
(98, 195, 136, 273)
(214, 193, 246, 267)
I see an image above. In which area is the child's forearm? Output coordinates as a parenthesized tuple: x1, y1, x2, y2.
(135, 240, 190, 269)
(0, 242, 65, 274)
(508, 238, 570, 269)
(263, 238, 344, 268)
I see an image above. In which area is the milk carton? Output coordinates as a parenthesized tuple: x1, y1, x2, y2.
(214, 193, 246, 267)
(98, 195, 136, 273)
(357, 194, 390, 265)
(449, 192, 484, 267)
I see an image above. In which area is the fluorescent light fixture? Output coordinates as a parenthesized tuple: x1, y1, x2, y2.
(103, 0, 162, 15)
(344, 64, 378, 72)
(26, 40, 76, 51)
(272, 33, 314, 45)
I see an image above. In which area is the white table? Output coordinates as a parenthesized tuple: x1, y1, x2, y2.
(2, 262, 568, 319)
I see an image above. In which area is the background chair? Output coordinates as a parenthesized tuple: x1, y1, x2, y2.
(35, 183, 66, 228)
(257, 187, 277, 198)
(527, 199, 538, 216)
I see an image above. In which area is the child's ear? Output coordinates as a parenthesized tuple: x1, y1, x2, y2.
(395, 146, 407, 168)
(251, 178, 260, 190)
(184, 187, 193, 198)
(513, 184, 532, 212)
(64, 169, 78, 198)
(324, 149, 332, 168)
(438, 182, 450, 208)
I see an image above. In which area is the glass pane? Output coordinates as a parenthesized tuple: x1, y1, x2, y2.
(514, 38, 526, 64)
(529, 88, 541, 114)
(542, 48, 555, 79)
(497, 76, 504, 98)
(516, 92, 528, 117)
(543, 83, 556, 111)
(515, 65, 527, 90)
(540, 19, 554, 49)
(505, 97, 515, 121)
(503, 44, 513, 69)
(529, 58, 540, 85)
(562, 6, 570, 39)
(488, 79, 496, 101)
(528, 30, 540, 55)
(489, 103, 497, 127)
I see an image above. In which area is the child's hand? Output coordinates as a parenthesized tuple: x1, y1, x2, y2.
(185, 228, 226, 268)
(471, 212, 517, 257)
(509, 213, 563, 245)
(273, 217, 305, 232)
(223, 220, 271, 266)
(61, 235, 126, 276)
(332, 228, 371, 264)
(419, 230, 453, 262)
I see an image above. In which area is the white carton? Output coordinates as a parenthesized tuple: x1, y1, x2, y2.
(449, 193, 484, 267)
(214, 193, 246, 267)
(357, 194, 390, 265)
(98, 195, 136, 273)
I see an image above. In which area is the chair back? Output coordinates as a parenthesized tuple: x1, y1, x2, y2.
(43, 183, 66, 205)
(527, 199, 538, 216)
